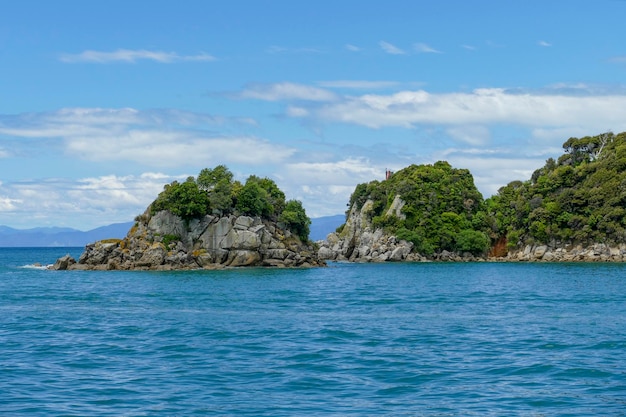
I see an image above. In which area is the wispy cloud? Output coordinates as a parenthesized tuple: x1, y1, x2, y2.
(266, 45, 323, 54)
(462, 44, 477, 51)
(446, 125, 490, 145)
(345, 44, 362, 52)
(0, 108, 294, 167)
(238, 82, 338, 102)
(414, 43, 442, 54)
(59, 49, 216, 63)
(538, 40, 552, 47)
(282, 86, 626, 136)
(609, 56, 626, 64)
(379, 41, 406, 55)
(0, 173, 185, 228)
(317, 80, 400, 90)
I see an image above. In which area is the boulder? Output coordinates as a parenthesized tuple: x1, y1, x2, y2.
(50, 254, 76, 270)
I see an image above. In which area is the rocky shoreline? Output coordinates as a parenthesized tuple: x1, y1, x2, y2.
(502, 243, 626, 262)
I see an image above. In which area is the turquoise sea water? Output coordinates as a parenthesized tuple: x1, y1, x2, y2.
(1, 248, 626, 416)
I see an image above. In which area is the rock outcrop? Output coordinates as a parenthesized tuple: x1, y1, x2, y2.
(504, 243, 626, 262)
(52, 209, 324, 270)
(317, 198, 484, 263)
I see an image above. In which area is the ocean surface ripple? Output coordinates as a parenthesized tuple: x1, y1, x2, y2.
(1, 248, 626, 416)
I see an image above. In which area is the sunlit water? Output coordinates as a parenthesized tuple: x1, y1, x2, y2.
(1, 248, 626, 416)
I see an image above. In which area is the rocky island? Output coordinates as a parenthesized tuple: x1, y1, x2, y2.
(52, 166, 323, 270)
(319, 131, 626, 262)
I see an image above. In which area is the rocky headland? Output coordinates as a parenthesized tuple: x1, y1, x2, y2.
(317, 197, 485, 263)
(51, 165, 323, 270)
(52, 209, 323, 270)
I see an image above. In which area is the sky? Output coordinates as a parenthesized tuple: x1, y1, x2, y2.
(1, 0, 626, 230)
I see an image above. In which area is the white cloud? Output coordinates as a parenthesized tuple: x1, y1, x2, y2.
(285, 158, 383, 184)
(345, 44, 362, 52)
(0, 108, 295, 168)
(317, 80, 400, 89)
(445, 154, 542, 197)
(286, 88, 626, 135)
(59, 49, 215, 63)
(0, 196, 22, 211)
(0, 173, 186, 229)
(286, 106, 310, 117)
(414, 43, 442, 54)
(446, 126, 490, 145)
(238, 82, 338, 102)
(538, 40, 552, 47)
(266, 45, 323, 54)
(609, 56, 626, 64)
(278, 158, 386, 217)
(379, 41, 406, 55)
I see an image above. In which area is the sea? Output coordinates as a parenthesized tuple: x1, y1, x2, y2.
(1, 247, 625, 416)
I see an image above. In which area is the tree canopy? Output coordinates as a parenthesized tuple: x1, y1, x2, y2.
(150, 166, 311, 241)
(343, 131, 626, 255)
(346, 161, 490, 255)
(485, 131, 626, 248)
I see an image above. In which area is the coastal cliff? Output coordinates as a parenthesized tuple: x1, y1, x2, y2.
(51, 165, 323, 270)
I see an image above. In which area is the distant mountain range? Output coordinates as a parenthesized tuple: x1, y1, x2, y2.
(0, 215, 345, 247)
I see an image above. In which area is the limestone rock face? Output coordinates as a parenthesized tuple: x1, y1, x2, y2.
(51, 209, 324, 270)
(317, 197, 422, 263)
(317, 195, 487, 263)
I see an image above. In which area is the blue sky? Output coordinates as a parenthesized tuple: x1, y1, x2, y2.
(2, 0, 626, 230)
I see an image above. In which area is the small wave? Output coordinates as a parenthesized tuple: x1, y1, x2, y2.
(19, 263, 52, 270)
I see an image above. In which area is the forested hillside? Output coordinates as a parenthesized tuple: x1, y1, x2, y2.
(344, 161, 490, 255)
(486, 131, 626, 249)
(341, 131, 626, 258)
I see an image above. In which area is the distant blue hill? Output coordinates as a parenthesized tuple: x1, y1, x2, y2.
(0, 215, 345, 247)
(0, 222, 134, 247)
(309, 214, 345, 241)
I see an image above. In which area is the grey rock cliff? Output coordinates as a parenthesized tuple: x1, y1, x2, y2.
(52, 209, 324, 270)
(317, 196, 484, 263)
(318, 198, 421, 262)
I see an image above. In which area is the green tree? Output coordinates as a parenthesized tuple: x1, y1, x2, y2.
(197, 165, 234, 191)
(279, 199, 311, 241)
(151, 177, 210, 219)
(455, 230, 490, 255)
(236, 180, 271, 217)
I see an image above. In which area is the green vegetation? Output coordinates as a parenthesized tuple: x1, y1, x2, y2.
(346, 161, 490, 255)
(160, 234, 180, 251)
(485, 131, 626, 248)
(279, 199, 311, 241)
(346, 131, 626, 256)
(150, 165, 311, 241)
